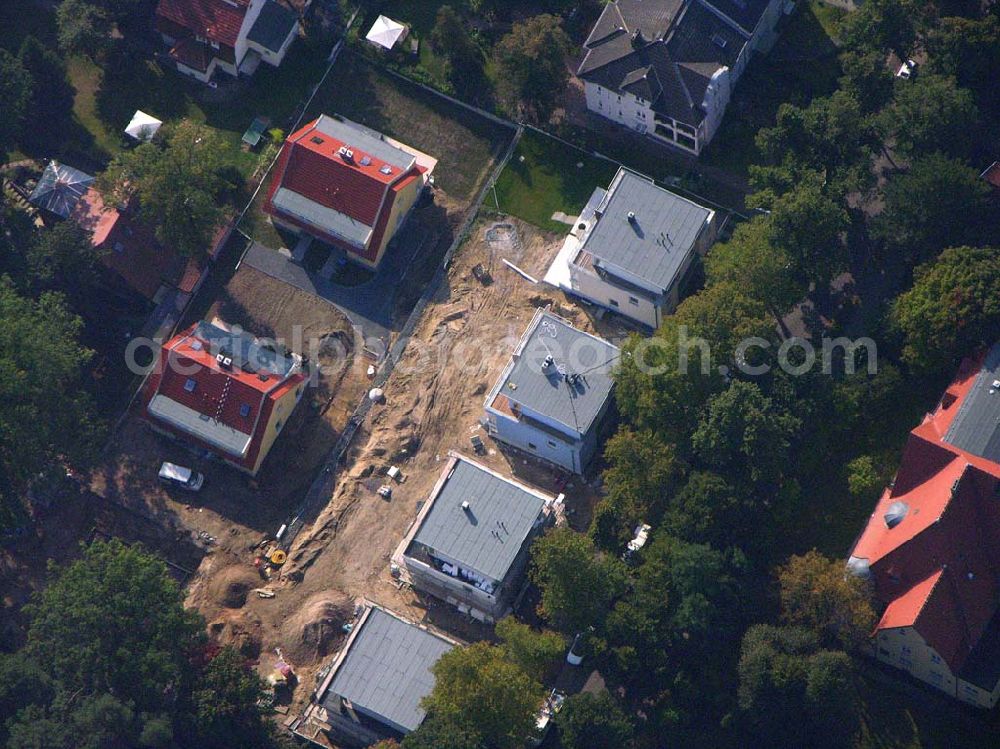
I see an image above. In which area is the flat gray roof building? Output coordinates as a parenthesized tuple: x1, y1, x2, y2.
(944, 342, 1000, 463)
(318, 606, 455, 736)
(495, 309, 619, 437)
(408, 456, 551, 583)
(582, 167, 714, 291)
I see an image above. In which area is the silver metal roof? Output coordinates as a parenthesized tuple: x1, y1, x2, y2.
(29, 161, 95, 218)
(147, 395, 252, 457)
(944, 342, 1000, 463)
(192, 321, 298, 377)
(409, 458, 549, 582)
(322, 607, 454, 734)
(581, 168, 712, 291)
(497, 310, 619, 436)
(314, 114, 415, 172)
(270, 186, 373, 249)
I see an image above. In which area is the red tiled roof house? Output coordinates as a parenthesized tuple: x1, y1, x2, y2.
(263, 115, 433, 269)
(143, 321, 308, 475)
(155, 0, 300, 82)
(71, 187, 231, 304)
(847, 343, 1000, 708)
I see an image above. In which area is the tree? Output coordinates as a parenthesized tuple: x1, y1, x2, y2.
(27, 220, 103, 303)
(495, 617, 565, 682)
(663, 471, 767, 552)
(704, 217, 803, 318)
(891, 246, 1000, 371)
(737, 625, 860, 748)
(767, 177, 849, 290)
(403, 712, 481, 749)
(839, 0, 924, 58)
(183, 647, 274, 748)
(777, 550, 876, 650)
(925, 14, 1000, 116)
(0, 49, 32, 154)
(873, 154, 992, 263)
(99, 120, 229, 257)
(420, 643, 543, 749)
(429, 6, 485, 100)
(56, 0, 112, 59)
(594, 428, 683, 550)
(23, 540, 204, 713)
(493, 15, 570, 123)
(0, 280, 102, 528)
(17, 36, 75, 150)
(691, 380, 802, 487)
(753, 91, 876, 197)
(880, 74, 979, 160)
(530, 528, 628, 634)
(845, 454, 886, 500)
(837, 49, 894, 114)
(556, 691, 635, 749)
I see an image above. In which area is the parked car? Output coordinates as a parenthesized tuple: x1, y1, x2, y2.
(896, 59, 917, 79)
(566, 632, 585, 666)
(158, 462, 204, 491)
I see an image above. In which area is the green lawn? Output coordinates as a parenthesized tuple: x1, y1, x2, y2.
(494, 129, 618, 232)
(305, 53, 513, 201)
(701, 0, 845, 177)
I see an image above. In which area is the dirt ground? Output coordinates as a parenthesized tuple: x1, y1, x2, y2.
(176, 217, 635, 712)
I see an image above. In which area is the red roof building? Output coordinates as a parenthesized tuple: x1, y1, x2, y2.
(848, 344, 1000, 707)
(155, 0, 301, 82)
(263, 115, 431, 268)
(143, 321, 307, 475)
(71, 187, 230, 302)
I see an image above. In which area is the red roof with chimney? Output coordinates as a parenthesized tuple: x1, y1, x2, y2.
(263, 115, 425, 263)
(850, 348, 1000, 675)
(143, 322, 306, 472)
(156, 0, 248, 48)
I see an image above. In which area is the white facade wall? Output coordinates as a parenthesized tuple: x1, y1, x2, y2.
(485, 408, 581, 473)
(584, 80, 654, 136)
(568, 262, 661, 328)
(233, 0, 268, 69)
(176, 57, 220, 83)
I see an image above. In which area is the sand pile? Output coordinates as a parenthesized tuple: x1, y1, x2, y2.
(280, 591, 355, 664)
(208, 565, 260, 609)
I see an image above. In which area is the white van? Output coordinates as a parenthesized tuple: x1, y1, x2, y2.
(158, 462, 205, 491)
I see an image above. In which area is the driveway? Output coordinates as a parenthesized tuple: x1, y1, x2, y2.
(242, 219, 438, 346)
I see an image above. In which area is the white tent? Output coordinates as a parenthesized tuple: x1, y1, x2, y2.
(124, 110, 163, 142)
(365, 15, 407, 50)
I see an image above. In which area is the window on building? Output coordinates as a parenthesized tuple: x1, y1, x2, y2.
(528, 442, 537, 450)
(275, 420, 283, 432)
(547, 440, 557, 448)
(931, 653, 941, 664)
(184, 378, 197, 393)
(609, 299, 620, 308)
(628, 296, 639, 306)
(210, 40, 220, 50)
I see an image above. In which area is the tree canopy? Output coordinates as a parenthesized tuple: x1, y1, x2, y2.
(880, 73, 979, 160)
(98, 120, 230, 257)
(0, 50, 32, 154)
(419, 642, 544, 749)
(493, 15, 570, 123)
(56, 0, 113, 59)
(556, 691, 635, 749)
(891, 246, 1000, 371)
(530, 527, 628, 634)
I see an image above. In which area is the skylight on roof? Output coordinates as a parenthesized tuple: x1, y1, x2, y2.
(711, 33, 728, 49)
(311, 136, 324, 145)
(360, 156, 372, 166)
(240, 403, 251, 417)
(184, 378, 197, 393)
(380, 165, 393, 175)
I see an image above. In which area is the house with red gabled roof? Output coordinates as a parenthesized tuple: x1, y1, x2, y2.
(71, 187, 231, 304)
(155, 0, 301, 82)
(847, 343, 1000, 708)
(263, 115, 434, 269)
(142, 320, 308, 475)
